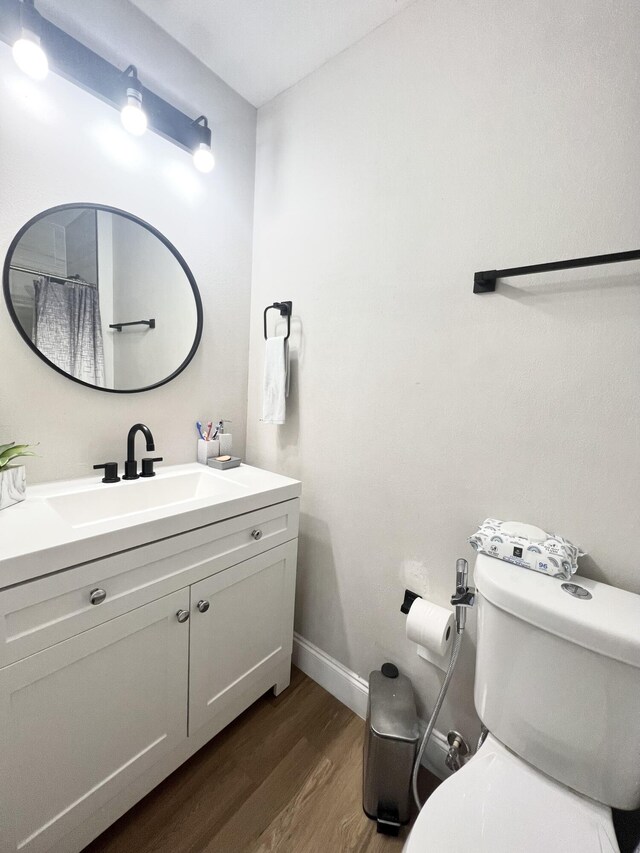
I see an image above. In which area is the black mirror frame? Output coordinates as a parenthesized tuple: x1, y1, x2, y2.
(3, 202, 204, 394)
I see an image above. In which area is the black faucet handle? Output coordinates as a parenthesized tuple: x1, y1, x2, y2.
(93, 462, 120, 484)
(140, 457, 163, 478)
(122, 459, 139, 480)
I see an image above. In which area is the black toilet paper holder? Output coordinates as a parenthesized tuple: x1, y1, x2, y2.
(400, 589, 421, 615)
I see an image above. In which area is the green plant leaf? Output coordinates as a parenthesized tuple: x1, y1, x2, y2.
(0, 452, 37, 469)
(0, 443, 38, 469)
(0, 445, 31, 460)
(0, 442, 16, 456)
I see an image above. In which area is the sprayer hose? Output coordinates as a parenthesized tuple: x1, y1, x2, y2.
(411, 629, 464, 811)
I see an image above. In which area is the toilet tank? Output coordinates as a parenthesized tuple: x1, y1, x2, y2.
(473, 554, 640, 810)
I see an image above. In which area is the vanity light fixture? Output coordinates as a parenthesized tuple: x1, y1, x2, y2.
(120, 65, 147, 137)
(12, 0, 48, 81)
(0, 0, 216, 173)
(191, 115, 215, 173)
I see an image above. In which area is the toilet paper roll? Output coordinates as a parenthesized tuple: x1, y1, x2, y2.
(406, 598, 454, 670)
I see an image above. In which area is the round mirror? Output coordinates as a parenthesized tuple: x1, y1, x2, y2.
(3, 204, 202, 392)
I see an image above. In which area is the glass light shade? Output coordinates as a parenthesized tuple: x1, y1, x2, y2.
(12, 34, 48, 81)
(121, 95, 147, 136)
(193, 142, 215, 173)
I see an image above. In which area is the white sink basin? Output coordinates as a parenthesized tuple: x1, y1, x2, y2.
(0, 462, 301, 589)
(45, 470, 248, 528)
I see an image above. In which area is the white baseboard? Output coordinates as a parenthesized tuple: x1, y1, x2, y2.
(292, 632, 369, 718)
(292, 632, 451, 780)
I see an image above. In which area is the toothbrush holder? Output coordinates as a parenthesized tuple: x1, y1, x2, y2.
(197, 439, 220, 465)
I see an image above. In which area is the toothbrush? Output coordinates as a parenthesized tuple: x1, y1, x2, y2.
(204, 421, 213, 440)
(196, 421, 207, 440)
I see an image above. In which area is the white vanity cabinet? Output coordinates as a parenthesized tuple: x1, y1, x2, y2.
(188, 540, 297, 735)
(0, 590, 190, 853)
(0, 479, 300, 853)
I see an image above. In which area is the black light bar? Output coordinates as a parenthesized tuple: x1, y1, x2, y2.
(0, 0, 209, 154)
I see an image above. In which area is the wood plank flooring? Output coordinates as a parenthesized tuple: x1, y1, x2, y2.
(83, 667, 440, 853)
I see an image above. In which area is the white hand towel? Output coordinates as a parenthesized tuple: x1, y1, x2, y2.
(262, 337, 289, 424)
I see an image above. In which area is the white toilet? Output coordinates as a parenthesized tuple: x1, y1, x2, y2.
(404, 553, 640, 853)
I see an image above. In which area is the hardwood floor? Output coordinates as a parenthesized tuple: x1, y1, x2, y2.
(83, 667, 439, 853)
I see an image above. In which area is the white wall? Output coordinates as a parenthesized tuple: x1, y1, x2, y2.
(65, 210, 98, 285)
(111, 215, 197, 389)
(0, 0, 256, 483)
(247, 0, 640, 737)
(97, 210, 115, 387)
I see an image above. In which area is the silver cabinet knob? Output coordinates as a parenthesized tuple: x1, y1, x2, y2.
(176, 609, 190, 623)
(89, 588, 107, 606)
(197, 599, 210, 613)
(251, 529, 263, 541)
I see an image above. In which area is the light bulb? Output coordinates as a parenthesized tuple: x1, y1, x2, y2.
(121, 89, 147, 136)
(12, 32, 48, 81)
(193, 142, 214, 173)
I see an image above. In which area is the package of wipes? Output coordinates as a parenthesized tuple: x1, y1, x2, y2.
(469, 519, 583, 580)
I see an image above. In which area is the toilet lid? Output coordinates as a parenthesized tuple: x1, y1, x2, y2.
(404, 735, 619, 853)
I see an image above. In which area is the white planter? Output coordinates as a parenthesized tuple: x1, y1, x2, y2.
(0, 465, 26, 511)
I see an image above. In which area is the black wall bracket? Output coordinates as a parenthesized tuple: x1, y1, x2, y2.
(474, 249, 640, 293)
(400, 589, 421, 615)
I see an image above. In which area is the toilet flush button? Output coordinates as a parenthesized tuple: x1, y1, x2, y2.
(561, 582, 592, 600)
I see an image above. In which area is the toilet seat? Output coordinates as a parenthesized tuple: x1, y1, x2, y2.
(403, 735, 619, 853)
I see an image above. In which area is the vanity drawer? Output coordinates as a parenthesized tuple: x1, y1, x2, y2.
(0, 498, 299, 667)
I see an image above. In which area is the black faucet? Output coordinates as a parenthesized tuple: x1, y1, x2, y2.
(123, 423, 156, 480)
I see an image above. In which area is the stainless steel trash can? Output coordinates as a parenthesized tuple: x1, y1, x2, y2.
(363, 663, 420, 835)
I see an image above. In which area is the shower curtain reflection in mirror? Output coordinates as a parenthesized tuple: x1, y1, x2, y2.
(33, 276, 105, 387)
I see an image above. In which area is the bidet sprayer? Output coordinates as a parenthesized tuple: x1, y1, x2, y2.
(412, 557, 475, 811)
(456, 558, 468, 593)
(451, 558, 475, 634)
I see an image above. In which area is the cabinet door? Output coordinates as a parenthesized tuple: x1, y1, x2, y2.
(0, 589, 190, 853)
(189, 540, 297, 735)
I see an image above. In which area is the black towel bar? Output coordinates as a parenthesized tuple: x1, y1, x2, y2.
(109, 319, 156, 332)
(474, 249, 640, 293)
(263, 301, 292, 340)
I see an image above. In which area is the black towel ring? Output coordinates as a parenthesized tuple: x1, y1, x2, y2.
(263, 301, 292, 340)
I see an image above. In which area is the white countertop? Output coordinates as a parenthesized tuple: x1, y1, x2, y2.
(0, 463, 301, 589)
